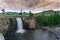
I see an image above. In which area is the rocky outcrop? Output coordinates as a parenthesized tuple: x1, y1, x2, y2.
(0, 18, 9, 32)
(0, 18, 17, 32)
(28, 18, 36, 29)
(42, 27, 60, 40)
(0, 17, 36, 33)
(22, 17, 36, 29)
(4, 18, 17, 40)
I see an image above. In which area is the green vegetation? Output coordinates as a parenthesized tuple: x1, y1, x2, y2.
(36, 10, 60, 26)
(0, 9, 60, 26)
(1, 9, 5, 14)
(0, 11, 34, 17)
(29, 11, 34, 17)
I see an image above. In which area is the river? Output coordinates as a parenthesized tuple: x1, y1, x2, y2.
(11, 29, 56, 40)
(4, 17, 56, 40)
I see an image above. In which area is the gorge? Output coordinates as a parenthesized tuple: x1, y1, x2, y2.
(0, 17, 59, 40)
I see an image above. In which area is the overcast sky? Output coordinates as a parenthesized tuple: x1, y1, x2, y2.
(0, 0, 60, 12)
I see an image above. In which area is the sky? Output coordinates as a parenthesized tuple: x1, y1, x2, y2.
(0, 0, 60, 12)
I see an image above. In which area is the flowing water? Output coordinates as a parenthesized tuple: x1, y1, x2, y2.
(0, 33, 5, 40)
(13, 29, 56, 40)
(4, 17, 56, 40)
(16, 17, 25, 33)
(14, 17, 56, 40)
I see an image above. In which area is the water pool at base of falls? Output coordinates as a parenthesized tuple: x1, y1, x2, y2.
(4, 17, 56, 40)
(5, 29, 56, 40)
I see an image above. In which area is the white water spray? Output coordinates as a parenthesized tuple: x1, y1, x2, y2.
(16, 17, 25, 33)
(0, 33, 5, 40)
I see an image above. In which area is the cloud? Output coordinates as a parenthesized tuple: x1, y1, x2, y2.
(0, 0, 60, 12)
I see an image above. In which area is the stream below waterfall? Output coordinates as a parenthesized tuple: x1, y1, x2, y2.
(13, 29, 56, 40)
(13, 17, 56, 40)
(0, 29, 57, 40)
(3, 17, 57, 40)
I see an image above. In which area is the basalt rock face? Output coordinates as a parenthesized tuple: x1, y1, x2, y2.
(0, 18, 17, 33)
(0, 18, 9, 32)
(22, 17, 36, 30)
(0, 17, 36, 33)
(4, 18, 17, 40)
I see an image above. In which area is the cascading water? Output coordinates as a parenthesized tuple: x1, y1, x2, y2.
(16, 17, 25, 33)
(0, 33, 5, 40)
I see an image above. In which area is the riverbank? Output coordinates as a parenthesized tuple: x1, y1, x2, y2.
(41, 27, 60, 40)
(7, 28, 56, 40)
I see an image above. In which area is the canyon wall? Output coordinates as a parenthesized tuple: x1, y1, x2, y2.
(0, 17, 36, 32)
(0, 18, 9, 32)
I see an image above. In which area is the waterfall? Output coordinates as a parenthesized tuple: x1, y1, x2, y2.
(0, 33, 5, 40)
(16, 17, 25, 33)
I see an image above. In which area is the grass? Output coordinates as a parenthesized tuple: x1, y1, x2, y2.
(36, 10, 60, 26)
(1, 10, 60, 27)
(0, 13, 30, 18)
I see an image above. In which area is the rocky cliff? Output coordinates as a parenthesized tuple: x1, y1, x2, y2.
(0, 17, 36, 33)
(0, 18, 9, 32)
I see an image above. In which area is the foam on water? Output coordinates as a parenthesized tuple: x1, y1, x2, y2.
(0, 33, 5, 40)
(16, 17, 25, 33)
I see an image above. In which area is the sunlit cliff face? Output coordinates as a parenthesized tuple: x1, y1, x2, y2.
(0, 0, 60, 12)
